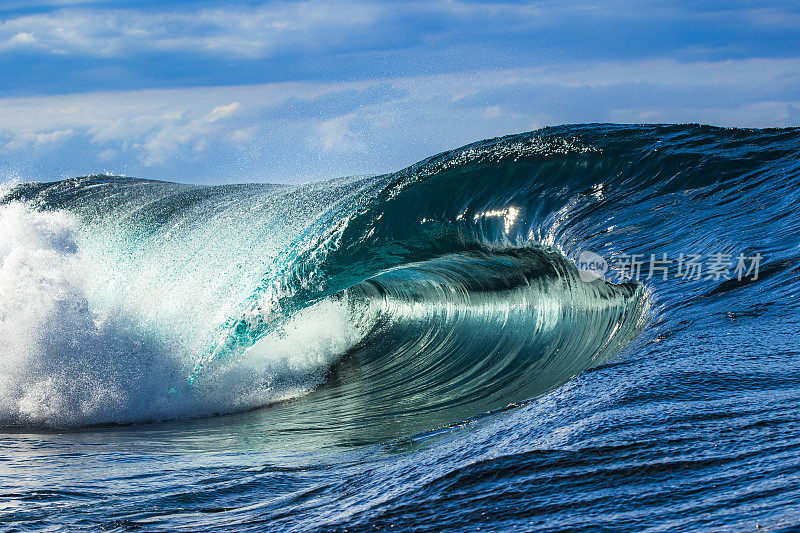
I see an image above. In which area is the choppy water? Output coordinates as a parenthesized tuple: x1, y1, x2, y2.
(2, 124, 799, 531)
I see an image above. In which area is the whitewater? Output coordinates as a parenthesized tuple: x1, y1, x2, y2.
(2, 124, 800, 531)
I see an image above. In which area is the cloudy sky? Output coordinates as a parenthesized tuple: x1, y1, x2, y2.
(1, 0, 799, 184)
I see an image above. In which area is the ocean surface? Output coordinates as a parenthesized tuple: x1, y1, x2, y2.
(1, 124, 800, 531)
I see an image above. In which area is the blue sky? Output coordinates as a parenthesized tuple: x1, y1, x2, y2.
(1, 0, 799, 184)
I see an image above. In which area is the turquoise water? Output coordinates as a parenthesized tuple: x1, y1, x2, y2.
(2, 124, 800, 530)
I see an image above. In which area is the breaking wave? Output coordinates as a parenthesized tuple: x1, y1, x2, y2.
(5, 124, 796, 433)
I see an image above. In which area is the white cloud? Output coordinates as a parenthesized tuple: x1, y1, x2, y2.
(9, 32, 35, 45)
(6, 1, 760, 60)
(484, 106, 501, 120)
(0, 57, 798, 182)
(206, 102, 240, 123)
(0, 82, 317, 165)
(316, 115, 367, 153)
(0, 1, 797, 63)
(97, 148, 115, 162)
(5, 128, 74, 150)
(0, 2, 392, 58)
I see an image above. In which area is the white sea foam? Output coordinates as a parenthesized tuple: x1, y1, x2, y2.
(0, 203, 367, 427)
(201, 297, 369, 413)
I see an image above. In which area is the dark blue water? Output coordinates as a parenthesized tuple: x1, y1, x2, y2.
(1, 124, 799, 531)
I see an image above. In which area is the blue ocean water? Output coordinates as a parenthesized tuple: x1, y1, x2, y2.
(1, 124, 800, 531)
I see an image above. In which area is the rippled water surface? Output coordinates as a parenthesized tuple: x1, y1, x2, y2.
(2, 124, 800, 531)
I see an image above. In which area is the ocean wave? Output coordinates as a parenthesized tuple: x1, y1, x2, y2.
(3, 124, 798, 432)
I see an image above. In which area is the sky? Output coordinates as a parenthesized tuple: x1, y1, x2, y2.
(1, 0, 799, 184)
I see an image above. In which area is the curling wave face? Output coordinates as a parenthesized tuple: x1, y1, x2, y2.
(302, 250, 646, 441)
